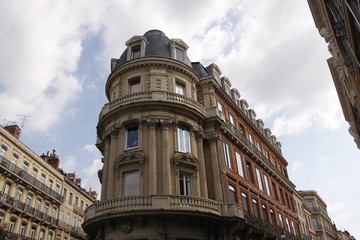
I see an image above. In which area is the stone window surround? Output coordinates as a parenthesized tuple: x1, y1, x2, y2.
(125, 36, 147, 61)
(170, 38, 189, 62)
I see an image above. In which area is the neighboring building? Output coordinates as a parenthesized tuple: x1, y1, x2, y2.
(299, 190, 337, 240)
(337, 230, 356, 240)
(293, 191, 316, 240)
(307, 0, 360, 149)
(0, 125, 97, 240)
(83, 30, 300, 239)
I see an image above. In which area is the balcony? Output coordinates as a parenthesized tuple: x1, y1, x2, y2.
(0, 230, 33, 240)
(58, 221, 87, 240)
(309, 207, 331, 222)
(100, 91, 205, 119)
(84, 195, 244, 222)
(0, 194, 59, 227)
(222, 119, 295, 189)
(0, 156, 63, 203)
(73, 204, 85, 217)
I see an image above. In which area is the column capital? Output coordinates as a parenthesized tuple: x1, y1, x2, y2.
(110, 128, 120, 138)
(195, 131, 205, 141)
(160, 119, 172, 130)
(146, 118, 158, 129)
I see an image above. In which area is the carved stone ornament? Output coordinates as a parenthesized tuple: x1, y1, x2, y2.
(114, 150, 145, 168)
(173, 152, 200, 170)
(158, 221, 167, 240)
(120, 219, 133, 234)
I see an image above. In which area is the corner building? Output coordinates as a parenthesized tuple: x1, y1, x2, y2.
(84, 30, 300, 240)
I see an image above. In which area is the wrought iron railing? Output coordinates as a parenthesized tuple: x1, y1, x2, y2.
(0, 230, 33, 240)
(223, 119, 295, 188)
(0, 156, 63, 202)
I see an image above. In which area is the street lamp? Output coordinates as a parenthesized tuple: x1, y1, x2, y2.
(280, 231, 286, 240)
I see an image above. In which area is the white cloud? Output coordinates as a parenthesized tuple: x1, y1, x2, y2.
(61, 155, 77, 171)
(81, 158, 102, 196)
(82, 144, 98, 154)
(290, 161, 303, 174)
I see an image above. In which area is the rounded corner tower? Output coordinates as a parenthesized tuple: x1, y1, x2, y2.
(83, 30, 298, 240)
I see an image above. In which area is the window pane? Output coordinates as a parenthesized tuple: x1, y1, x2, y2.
(236, 152, 244, 177)
(131, 45, 140, 59)
(241, 192, 248, 212)
(129, 78, 141, 93)
(179, 173, 192, 196)
(264, 175, 271, 196)
(175, 82, 185, 95)
(123, 170, 139, 196)
(178, 126, 190, 152)
(175, 48, 184, 62)
(223, 143, 232, 169)
(127, 126, 139, 149)
(228, 185, 236, 203)
(252, 199, 259, 217)
(256, 168, 263, 191)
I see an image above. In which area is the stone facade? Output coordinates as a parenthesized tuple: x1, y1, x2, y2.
(84, 30, 300, 240)
(0, 125, 97, 240)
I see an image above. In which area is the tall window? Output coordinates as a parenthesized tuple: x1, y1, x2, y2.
(241, 192, 249, 212)
(217, 101, 223, 113)
(40, 174, 46, 184)
(256, 142, 262, 152)
(63, 188, 67, 202)
(246, 162, 255, 184)
(264, 175, 271, 196)
(175, 48, 184, 61)
(20, 222, 26, 236)
(48, 179, 53, 189)
(255, 168, 263, 191)
(15, 188, 23, 201)
(278, 213, 284, 226)
(175, 81, 185, 95)
(229, 114, 235, 126)
(131, 45, 140, 59)
(179, 172, 192, 196)
(0, 145, 7, 163)
(129, 77, 141, 93)
(177, 125, 191, 152)
(252, 199, 259, 217)
(248, 134, 254, 144)
(235, 152, 244, 177)
(223, 143, 232, 169)
(126, 125, 139, 149)
(228, 185, 236, 203)
(11, 154, 18, 170)
(261, 204, 268, 221)
(59, 210, 64, 221)
(270, 208, 276, 224)
(69, 192, 73, 205)
(55, 184, 60, 193)
(122, 170, 139, 196)
(22, 161, 29, 173)
(32, 168, 38, 178)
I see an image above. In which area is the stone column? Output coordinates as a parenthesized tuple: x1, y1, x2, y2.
(196, 131, 208, 198)
(106, 129, 119, 199)
(100, 136, 111, 201)
(209, 136, 223, 202)
(161, 119, 172, 194)
(147, 119, 157, 194)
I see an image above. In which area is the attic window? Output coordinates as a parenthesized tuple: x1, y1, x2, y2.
(131, 45, 141, 59)
(175, 48, 184, 62)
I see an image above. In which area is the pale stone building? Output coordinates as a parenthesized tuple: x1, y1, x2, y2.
(0, 125, 96, 239)
(84, 30, 300, 240)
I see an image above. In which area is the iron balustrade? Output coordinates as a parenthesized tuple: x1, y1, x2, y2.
(0, 230, 33, 240)
(0, 194, 59, 226)
(223, 119, 295, 189)
(244, 212, 302, 240)
(308, 207, 331, 222)
(0, 156, 63, 202)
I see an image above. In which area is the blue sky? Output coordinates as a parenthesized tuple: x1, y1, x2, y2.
(0, 0, 359, 237)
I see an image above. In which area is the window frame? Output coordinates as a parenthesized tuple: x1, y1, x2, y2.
(235, 152, 244, 177)
(223, 142, 232, 169)
(177, 125, 191, 153)
(125, 124, 139, 150)
(122, 170, 140, 197)
(128, 76, 141, 94)
(179, 171, 192, 196)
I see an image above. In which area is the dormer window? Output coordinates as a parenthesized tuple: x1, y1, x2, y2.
(125, 35, 147, 61)
(170, 38, 189, 63)
(131, 45, 141, 59)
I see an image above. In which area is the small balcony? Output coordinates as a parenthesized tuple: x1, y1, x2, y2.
(0, 156, 63, 203)
(73, 204, 85, 217)
(100, 91, 205, 119)
(84, 195, 243, 223)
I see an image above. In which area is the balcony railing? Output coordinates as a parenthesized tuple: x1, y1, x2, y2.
(0, 156, 63, 203)
(85, 195, 243, 222)
(309, 207, 331, 221)
(0, 230, 33, 240)
(0, 194, 59, 226)
(223, 119, 295, 188)
(73, 204, 85, 217)
(100, 91, 205, 119)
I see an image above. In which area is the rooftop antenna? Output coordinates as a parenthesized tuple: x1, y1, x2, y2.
(16, 114, 34, 128)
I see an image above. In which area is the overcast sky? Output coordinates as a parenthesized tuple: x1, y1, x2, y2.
(1, 0, 359, 237)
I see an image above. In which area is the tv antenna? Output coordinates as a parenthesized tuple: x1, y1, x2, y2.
(16, 114, 34, 128)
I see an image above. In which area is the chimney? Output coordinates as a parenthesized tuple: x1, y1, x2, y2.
(45, 150, 60, 170)
(4, 125, 21, 138)
(67, 172, 76, 182)
(75, 178, 82, 186)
